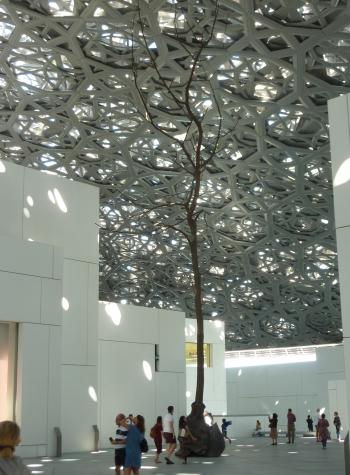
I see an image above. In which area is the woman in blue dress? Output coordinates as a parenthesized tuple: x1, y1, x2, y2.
(124, 415, 145, 475)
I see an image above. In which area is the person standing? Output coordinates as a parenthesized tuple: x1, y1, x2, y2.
(124, 415, 145, 475)
(269, 413, 278, 445)
(287, 409, 296, 444)
(110, 413, 128, 475)
(306, 415, 313, 432)
(318, 413, 330, 449)
(333, 412, 341, 440)
(0, 421, 30, 475)
(163, 405, 176, 465)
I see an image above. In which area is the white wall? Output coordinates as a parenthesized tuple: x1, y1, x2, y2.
(185, 319, 227, 415)
(98, 302, 186, 447)
(226, 345, 346, 437)
(0, 160, 99, 455)
(329, 93, 350, 441)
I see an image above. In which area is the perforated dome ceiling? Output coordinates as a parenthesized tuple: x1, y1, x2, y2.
(0, 0, 349, 349)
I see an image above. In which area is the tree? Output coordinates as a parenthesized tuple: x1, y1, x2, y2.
(102, 0, 232, 455)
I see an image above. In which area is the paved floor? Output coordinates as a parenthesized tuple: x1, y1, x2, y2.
(24, 437, 346, 475)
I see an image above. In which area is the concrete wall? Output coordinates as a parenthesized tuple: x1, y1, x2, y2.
(226, 345, 346, 437)
(98, 302, 186, 446)
(185, 319, 227, 415)
(329, 93, 350, 442)
(0, 160, 99, 456)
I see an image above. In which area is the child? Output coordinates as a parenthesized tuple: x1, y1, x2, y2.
(0, 420, 30, 475)
(110, 413, 128, 475)
(150, 416, 163, 463)
(177, 416, 195, 464)
(306, 415, 313, 432)
(221, 418, 232, 443)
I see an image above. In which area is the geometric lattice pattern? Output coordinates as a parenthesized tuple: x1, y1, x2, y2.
(0, 0, 348, 349)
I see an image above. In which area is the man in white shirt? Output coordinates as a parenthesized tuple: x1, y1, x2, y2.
(163, 405, 176, 464)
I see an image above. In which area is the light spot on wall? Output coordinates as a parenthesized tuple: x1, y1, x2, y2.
(120, 299, 127, 304)
(53, 188, 68, 213)
(23, 207, 30, 219)
(105, 302, 121, 326)
(27, 238, 34, 242)
(275, 400, 279, 406)
(320, 407, 325, 415)
(142, 360, 153, 381)
(26, 195, 34, 207)
(219, 331, 225, 341)
(238, 369, 242, 376)
(186, 390, 191, 398)
(88, 386, 98, 402)
(61, 297, 70, 311)
(48, 190, 56, 204)
(0, 160, 6, 173)
(214, 320, 222, 328)
(334, 158, 350, 186)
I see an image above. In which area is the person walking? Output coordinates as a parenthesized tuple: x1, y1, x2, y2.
(124, 415, 145, 475)
(287, 409, 296, 444)
(221, 418, 232, 444)
(333, 412, 341, 440)
(177, 416, 196, 464)
(315, 408, 321, 441)
(318, 413, 330, 449)
(150, 416, 163, 463)
(269, 413, 278, 445)
(163, 405, 176, 465)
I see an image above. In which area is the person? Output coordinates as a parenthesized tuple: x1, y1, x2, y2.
(124, 415, 145, 475)
(177, 416, 196, 464)
(315, 408, 321, 441)
(269, 413, 278, 445)
(110, 413, 128, 475)
(221, 418, 232, 443)
(253, 420, 263, 437)
(126, 414, 134, 424)
(333, 411, 341, 440)
(150, 416, 163, 463)
(306, 415, 313, 432)
(0, 420, 30, 475)
(287, 409, 296, 444)
(318, 413, 330, 449)
(204, 410, 213, 426)
(163, 405, 176, 465)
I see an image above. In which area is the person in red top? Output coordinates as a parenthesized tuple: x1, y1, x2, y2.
(287, 409, 296, 444)
(150, 416, 163, 463)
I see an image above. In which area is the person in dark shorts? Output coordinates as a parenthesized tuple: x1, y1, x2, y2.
(110, 413, 128, 475)
(221, 418, 232, 443)
(163, 405, 176, 464)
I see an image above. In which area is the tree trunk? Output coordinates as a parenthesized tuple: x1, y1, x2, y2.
(180, 219, 225, 457)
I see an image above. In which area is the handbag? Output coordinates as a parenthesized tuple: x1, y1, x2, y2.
(140, 437, 149, 453)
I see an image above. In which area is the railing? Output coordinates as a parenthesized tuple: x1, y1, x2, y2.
(54, 427, 62, 457)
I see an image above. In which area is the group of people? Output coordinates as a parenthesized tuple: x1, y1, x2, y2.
(110, 405, 196, 474)
(267, 408, 342, 449)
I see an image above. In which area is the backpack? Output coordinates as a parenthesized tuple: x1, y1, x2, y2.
(140, 437, 149, 453)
